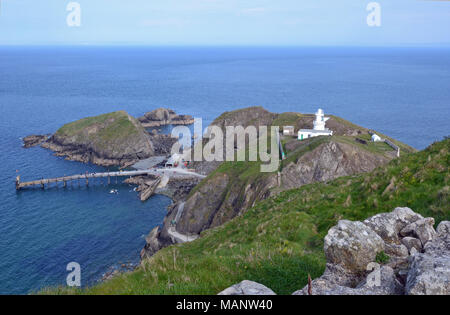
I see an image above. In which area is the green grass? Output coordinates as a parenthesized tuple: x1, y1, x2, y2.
(41, 137, 449, 295)
(375, 251, 390, 264)
(281, 136, 330, 168)
(56, 111, 139, 143)
(271, 112, 305, 127)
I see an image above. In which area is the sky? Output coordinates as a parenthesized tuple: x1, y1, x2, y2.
(0, 0, 449, 46)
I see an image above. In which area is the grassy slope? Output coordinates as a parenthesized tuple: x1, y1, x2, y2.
(56, 111, 139, 143)
(43, 137, 449, 295)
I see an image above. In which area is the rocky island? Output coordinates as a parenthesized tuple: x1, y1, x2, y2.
(138, 108, 194, 128)
(23, 108, 195, 169)
(40, 111, 154, 167)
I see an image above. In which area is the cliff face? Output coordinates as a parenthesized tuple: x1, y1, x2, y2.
(42, 111, 154, 167)
(160, 171, 278, 237)
(281, 140, 390, 190)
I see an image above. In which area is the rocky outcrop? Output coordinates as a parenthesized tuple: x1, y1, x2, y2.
(405, 221, 450, 295)
(41, 111, 154, 167)
(400, 218, 436, 246)
(22, 134, 50, 148)
(140, 226, 166, 260)
(324, 220, 385, 273)
(218, 280, 276, 295)
(149, 133, 178, 155)
(138, 108, 194, 128)
(281, 141, 390, 190)
(292, 208, 450, 295)
(363, 207, 424, 244)
(293, 264, 403, 295)
(165, 173, 278, 236)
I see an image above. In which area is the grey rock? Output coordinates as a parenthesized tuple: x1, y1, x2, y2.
(324, 220, 385, 272)
(401, 237, 422, 254)
(293, 209, 449, 296)
(436, 221, 450, 237)
(23, 134, 50, 148)
(384, 243, 408, 258)
(363, 207, 423, 244)
(140, 226, 163, 260)
(293, 266, 403, 295)
(406, 253, 450, 295)
(400, 218, 436, 246)
(292, 264, 360, 295)
(218, 280, 276, 295)
(139, 108, 194, 127)
(406, 222, 450, 295)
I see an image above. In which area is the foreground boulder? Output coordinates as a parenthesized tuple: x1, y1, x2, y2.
(294, 207, 449, 295)
(292, 265, 403, 295)
(405, 221, 450, 295)
(324, 220, 385, 272)
(218, 281, 276, 295)
(363, 207, 424, 244)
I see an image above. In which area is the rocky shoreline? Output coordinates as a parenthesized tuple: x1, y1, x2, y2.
(22, 134, 50, 148)
(40, 135, 145, 168)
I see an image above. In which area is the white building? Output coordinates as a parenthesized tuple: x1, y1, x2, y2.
(283, 126, 295, 136)
(371, 134, 382, 142)
(298, 108, 333, 140)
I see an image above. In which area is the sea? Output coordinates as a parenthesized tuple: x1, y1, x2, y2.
(0, 46, 449, 294)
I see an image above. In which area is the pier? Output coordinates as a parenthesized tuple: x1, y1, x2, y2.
(15, 168, 206, 190)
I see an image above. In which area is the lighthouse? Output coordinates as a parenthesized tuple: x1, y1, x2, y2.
(313, 108, 329, 131)
(298, 108, 333, 140)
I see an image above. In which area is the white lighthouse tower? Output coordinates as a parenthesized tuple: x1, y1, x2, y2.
(313, 108, 330, 131)
(298, 108, 333, 140)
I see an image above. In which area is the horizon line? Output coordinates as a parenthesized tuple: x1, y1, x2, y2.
(1, 43, 450, 48)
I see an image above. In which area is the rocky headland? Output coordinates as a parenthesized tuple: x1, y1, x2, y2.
(141, 106, 416, 259)
(40, 111, 154, 167)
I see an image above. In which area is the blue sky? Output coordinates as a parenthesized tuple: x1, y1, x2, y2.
(0, 0, 449, 45)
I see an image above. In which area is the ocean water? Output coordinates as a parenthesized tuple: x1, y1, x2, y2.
(0, 46, 449, 294)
